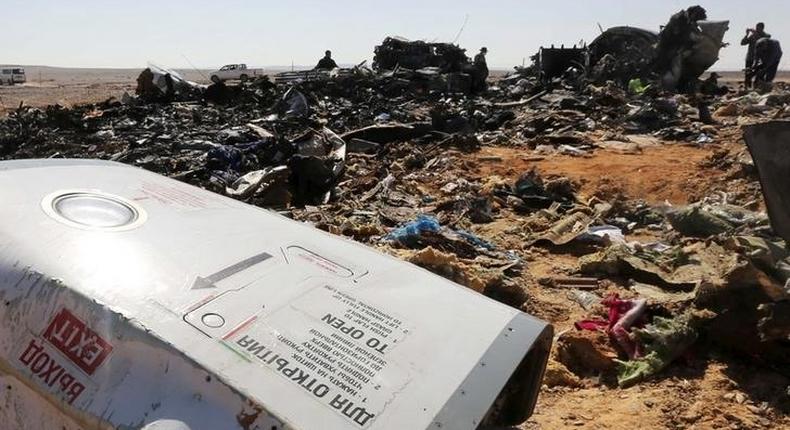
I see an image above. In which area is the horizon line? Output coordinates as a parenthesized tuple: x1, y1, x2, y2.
(0, 64, 754, 73)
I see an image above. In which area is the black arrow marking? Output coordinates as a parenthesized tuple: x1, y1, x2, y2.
(191, 252, 273, 289)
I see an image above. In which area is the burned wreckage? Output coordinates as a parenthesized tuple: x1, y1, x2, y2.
(2, 4, 790, 429)
(537, 18, 729, 91)
(372, 37, 486, 94)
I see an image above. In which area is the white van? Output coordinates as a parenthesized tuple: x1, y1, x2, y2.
(0, 67, 26, 85)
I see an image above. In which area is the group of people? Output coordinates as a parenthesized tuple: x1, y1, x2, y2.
(312, 7, 782, 92)
(741, 22, 783, 88)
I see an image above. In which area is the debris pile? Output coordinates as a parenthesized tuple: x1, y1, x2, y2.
(528, 18, 729, 91)
(373, 36, 469, 72)
(3, 20, 790, 428)
(136, 64, 204, 103)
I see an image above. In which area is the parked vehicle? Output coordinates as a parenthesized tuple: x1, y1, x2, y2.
(0, 67, 26, 85)
(0, 159, 552, 430)
(209, 64, 263, 83)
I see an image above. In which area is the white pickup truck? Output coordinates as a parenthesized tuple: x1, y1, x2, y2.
(209, 64, 263, 83)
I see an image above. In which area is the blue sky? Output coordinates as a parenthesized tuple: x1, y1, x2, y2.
(2, 1, 788, 70)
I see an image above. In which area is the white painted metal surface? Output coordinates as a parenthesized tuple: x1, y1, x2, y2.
(0, 159, 552, 430)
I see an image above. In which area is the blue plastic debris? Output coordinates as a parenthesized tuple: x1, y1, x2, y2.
(207, 145, 243, 171)
(385, 215, 501, 253)
(385, 214, 441, 246)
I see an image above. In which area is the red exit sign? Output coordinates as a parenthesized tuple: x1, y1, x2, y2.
(42, 308, 113, 375)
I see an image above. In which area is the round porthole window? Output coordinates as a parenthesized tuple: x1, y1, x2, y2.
(42, 191, 147, 231)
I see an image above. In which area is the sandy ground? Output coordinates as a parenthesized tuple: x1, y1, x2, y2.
(0, 64, 397, 113)
(465, 142, 787, 429)
(1, 66, 789, 429)
(0, 67, 132, 113)
(0, 65, 309, 114)
(0, 66, 214, 114)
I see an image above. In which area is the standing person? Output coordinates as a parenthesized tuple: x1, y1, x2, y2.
(473, 47, 489, 93)
(753, 38, 783, 87)
(742, 23, 771, 88)
(315, 50, 338, 70)
(655, 5, 708, 72)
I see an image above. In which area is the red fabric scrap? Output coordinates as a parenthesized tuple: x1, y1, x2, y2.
(574, 293, 647, 359)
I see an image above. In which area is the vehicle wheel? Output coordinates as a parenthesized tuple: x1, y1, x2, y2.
(210, 75, 220, 84)
(240, 74, 249, 82)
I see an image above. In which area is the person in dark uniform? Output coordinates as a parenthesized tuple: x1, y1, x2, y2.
(742, 23, 771, 88)
(700, 72, 728, 96)
(655, 6, 707, 72)
(315, 50, 338, 70)
(472, 47, 489, 93)
(753, 38, 783, 86)
(163, 73, 175, 102)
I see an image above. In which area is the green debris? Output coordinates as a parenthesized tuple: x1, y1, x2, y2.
(628, 78, 650, 95)
(666, 205, 734, 237)
(578, 244, 704, 289)
(725, 235, 790, 278)
(666, 203, 768, 238)
(617, 312, 710, 387)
